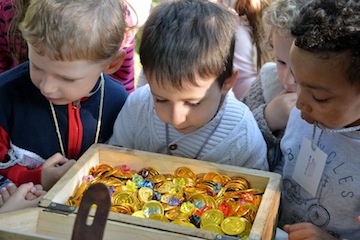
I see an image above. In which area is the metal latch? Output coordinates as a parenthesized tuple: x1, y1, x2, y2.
(213, 235, 242, 240)
(43, 202, 77, 215)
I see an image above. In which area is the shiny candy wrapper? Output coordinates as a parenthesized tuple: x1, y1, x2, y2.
(66, 164, 264, 239)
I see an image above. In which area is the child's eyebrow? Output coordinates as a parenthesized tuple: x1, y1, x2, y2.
(60, 74, 81, 80)
(290, 69, 331, 93)
(303, 82, 332, 93)
(31, 62, 81, 80)
(151, 92, 203, 101)
(151, 92, 165, 99)
(183, 97, 203, 101)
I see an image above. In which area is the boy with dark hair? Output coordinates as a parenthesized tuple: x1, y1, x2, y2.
(109, 0, 268, 170)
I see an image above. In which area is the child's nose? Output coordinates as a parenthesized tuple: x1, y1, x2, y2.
(40, 76, 58, 95)
(295, 87, 311, 113)
(170, 105, 186, 127)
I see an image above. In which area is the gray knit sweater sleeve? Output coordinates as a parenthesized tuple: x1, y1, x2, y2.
(108, 85, 152, 149)
(242, 63, 282, 146)
(241, 62, 284, 170)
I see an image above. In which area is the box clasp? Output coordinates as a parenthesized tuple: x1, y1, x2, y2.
(43, 202, 76, 215)
(213, 235, 242, 240)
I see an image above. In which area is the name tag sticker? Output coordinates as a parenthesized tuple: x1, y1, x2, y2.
(293, 138, 327, 197)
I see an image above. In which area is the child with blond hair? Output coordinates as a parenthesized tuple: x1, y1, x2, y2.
(242, 0, 308, 171)
(0, 0, 128, 190)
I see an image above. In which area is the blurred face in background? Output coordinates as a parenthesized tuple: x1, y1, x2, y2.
(272, 30, 296, 93)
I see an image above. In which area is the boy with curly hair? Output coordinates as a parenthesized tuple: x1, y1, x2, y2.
(279, 0, 360, 238)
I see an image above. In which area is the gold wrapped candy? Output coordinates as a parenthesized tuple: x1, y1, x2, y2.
(66, 164, 264, 239)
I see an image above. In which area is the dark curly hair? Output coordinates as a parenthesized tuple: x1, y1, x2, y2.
(291, 0, 360, 87)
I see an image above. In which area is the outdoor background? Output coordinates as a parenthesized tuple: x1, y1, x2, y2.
(134, 0, 161, 86)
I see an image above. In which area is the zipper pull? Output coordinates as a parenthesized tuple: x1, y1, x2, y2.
(73, 100, 81, 109)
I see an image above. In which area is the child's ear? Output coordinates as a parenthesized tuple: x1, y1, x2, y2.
(221, 70, 238, 94)
(103, 49, 126, 75)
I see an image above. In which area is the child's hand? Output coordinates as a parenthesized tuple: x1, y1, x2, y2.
(264, 90, 297, 132)
(283, 222, 338, 240)
(25, 184, 45, 201)
(0, 182, 46, 213)
(41, 153, 76, 191)
(0, 183, 17, 207)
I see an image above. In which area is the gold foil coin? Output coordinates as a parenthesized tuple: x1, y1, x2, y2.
(142, 200, 164, 216)
(138, 187, 154, 202)
(175, 167, 197, 181)
(132, 210, 146, 218)
(220, 216, 246, 235)
(201, 209, 224, 226)
(112, 191, 135, 204)
(149, 213, 170, 222)
(200, 223, 224, 235)
(171, 220, 196, 228)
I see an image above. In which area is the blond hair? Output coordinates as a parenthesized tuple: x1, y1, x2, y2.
(20, 0, 126, 62)
(262, 0, 308, 51)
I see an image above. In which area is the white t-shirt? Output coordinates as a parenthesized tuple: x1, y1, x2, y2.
(279, 107, 360, 239)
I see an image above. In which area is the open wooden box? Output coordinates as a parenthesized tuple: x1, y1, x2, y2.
(0, 144, 281, 240)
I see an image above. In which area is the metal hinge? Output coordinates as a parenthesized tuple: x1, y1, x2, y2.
(43, 202, 77, 215)
(212, 235, 242, 240)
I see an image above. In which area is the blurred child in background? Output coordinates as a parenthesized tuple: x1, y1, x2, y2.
(241, 0, 307, 171)
(231, 0, 272, 99)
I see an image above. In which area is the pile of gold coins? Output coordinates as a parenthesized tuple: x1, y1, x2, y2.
(67, 164, 264, 238)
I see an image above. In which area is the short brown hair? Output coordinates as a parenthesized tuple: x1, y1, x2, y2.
(140, 0, 237, 89)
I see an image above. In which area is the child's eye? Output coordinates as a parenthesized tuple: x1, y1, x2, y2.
(187, 102, 200, 107)
(276, 60, 286, 66)
(31, 64, 41, 71)
(313, 95, 328, 103)
(62, 77, 76, 82)
(155, 98, 167, 103)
